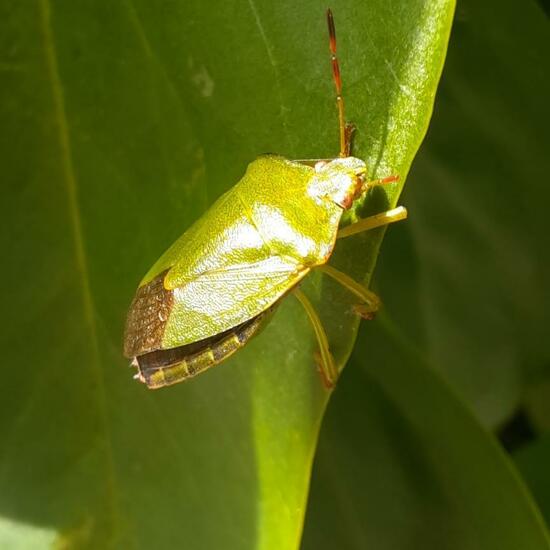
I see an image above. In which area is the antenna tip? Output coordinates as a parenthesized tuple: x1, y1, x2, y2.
(327, 8, 337, 52)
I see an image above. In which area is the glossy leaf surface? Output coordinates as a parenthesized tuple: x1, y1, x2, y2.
(371, 0, 550, 428)
(302, 0, 550, 548)
(0, 0, 453, 548)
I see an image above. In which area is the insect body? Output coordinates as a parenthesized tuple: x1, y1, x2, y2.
(123, 10, 407, 389)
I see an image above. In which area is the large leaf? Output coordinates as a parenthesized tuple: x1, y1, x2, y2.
(370, 0, 550, 428)
(0, 0, 453, 548)
(302, 318, 550, 549)
(302, 1, 550, 548)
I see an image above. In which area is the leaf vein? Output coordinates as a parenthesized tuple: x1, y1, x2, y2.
(38, 0, 121, 541)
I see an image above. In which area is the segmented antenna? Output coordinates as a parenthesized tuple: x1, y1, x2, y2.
(327, 9, 347, 157)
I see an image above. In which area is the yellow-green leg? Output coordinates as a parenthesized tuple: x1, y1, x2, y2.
(317, 264, 380, 320)
(295, 206, 408, 388)
(293, 288, 338, 388)
(331, 205, 408, 317)
(337, 206, 407, 239)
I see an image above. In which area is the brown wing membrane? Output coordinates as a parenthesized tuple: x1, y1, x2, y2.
(134, 308, 272, 389)
(123, 270, 173, 358)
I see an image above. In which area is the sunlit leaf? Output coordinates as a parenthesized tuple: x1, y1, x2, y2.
(0, 0, 454, 547)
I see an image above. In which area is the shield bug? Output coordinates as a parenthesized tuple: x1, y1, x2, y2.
(124, 9, 407, 389)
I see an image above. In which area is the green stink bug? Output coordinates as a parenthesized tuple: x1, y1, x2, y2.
(123, 9, 407, 389)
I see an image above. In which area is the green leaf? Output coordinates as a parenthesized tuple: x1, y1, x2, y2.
(302, 318, 550, 550)
(370, 0, 550, 428)
(525, 380, 550, 435)
(0, 1, 453, 548)
(302, 2, 550, 547)
(515, 434, 550, 526)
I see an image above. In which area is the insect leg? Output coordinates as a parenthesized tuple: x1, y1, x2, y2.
(366, 174, 400, 187)
(337, 206, 408, 240)
(293, 287, 338, 388)
(317, 264, 380, 319)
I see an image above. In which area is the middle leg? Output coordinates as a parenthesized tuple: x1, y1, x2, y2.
(316, 264, 380, 320)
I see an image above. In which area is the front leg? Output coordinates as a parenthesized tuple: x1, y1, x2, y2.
(337, 206, 408, 240)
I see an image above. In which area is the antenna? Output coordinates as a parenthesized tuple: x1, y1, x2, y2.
(327, 9, 347, 157)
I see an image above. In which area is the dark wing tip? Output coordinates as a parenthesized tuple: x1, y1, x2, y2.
(123, 270, 174, 358)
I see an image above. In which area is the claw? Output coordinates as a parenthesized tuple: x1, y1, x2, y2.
(313, 351, 336, 389)
(353, 304, 377, 320)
